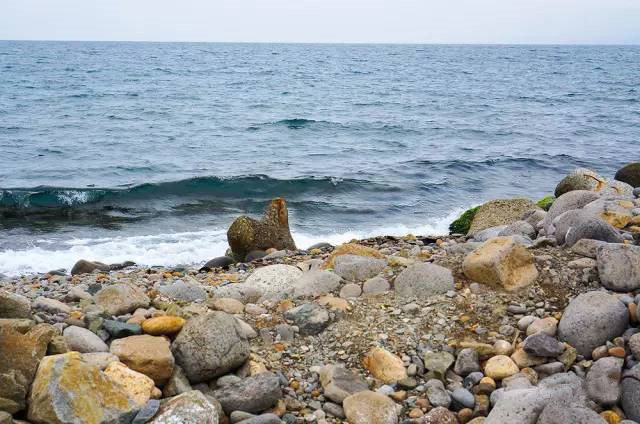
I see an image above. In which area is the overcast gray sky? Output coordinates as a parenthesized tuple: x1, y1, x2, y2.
(2, 0, 639, 44)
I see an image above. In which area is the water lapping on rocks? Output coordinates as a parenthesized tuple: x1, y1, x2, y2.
(0, 209, 463, 277)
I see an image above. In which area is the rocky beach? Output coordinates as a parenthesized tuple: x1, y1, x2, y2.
(2, 164, 640, 424)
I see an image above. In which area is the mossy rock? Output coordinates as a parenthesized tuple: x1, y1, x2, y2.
(467, 198, 540, 236)
(449, 206, 479, 235)
(227, 198, 296, 261)
(536, 196, 555, 211)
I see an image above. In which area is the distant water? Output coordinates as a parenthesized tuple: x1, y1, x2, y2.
(1, 41, 639, 276)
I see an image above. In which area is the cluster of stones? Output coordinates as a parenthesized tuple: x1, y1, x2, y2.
(0, 165, 639, 424)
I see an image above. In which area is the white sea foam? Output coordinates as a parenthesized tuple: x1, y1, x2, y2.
(0, 208, 464, 277)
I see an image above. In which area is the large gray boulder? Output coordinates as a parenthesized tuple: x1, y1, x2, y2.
(537, 401, 606, 424)
(499, 220, 536, 239)
(543, 190, 600, 234)
(486, 373, 587, 424)
(564, 216, 622, 247)
(596, 243, 640, 291)
(171, 312, 249, 384)
(149, 390, 220, 424)
(394, 263, 454, 298)
(242, 264, 302, 300)
(558, 291, 629, 358)
(621, 367, 640, 422)
(554, 168, 632, 198)
(0, 290, 31, 319)
(586, 356, 623, 406)
(333, 255, 386, 281)
(552, 209, 590, 245)
(212, 372, 282, 414)
(292, 270, 342, 297)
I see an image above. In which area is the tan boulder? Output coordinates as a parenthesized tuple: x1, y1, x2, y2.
(323, 243, 384, 269)
(343, 391, 399, 424)
(468, 198, 540, 235)
(27, 352, 138, 424)
(141, 316, 185, 336)
(110, 335, 174, 385)
(362, 347, 407, 384)
(209, 298, 245, 314)
(0, 324, 57, 413)
(103, 361, 156, 406)
(94, 283, 150, 316)
(462, 236, 538, 291)
(510, 348, 545, 368)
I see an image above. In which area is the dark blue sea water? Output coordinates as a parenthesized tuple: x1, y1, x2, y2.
(1, 41, 639, 275)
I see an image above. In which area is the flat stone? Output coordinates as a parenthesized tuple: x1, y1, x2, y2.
(210, 298, 245, 314)
(157, 279, 207, 302)
(212, 372, 282, 415)
(423, 351, 455, 376)
(339, 283, 362, 298)
(242, 264, 303, 300)
(343, 391, 399, 424)
(292, 270, 342, 297)
(63, 325, 108, 353)
(132, 399, 161, 424)
(333, 254, 386, 282)
(33, 297, 71, 314)
(320, 364, 369, 403)
(394, 263, 454, 297)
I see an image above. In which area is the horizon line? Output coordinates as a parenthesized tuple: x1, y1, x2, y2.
(1, 39, 639, 47)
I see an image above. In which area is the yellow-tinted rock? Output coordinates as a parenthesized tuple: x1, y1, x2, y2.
(462, 237, 538, 291)
(510, 348, 545, 368)
(363, 347, 407, 383)
(484, 355, 519, 380)
(0, 324, 57, 413)
(103, 361, 155, 406)
(210, 298, 245, 314)
(317, 295, 350, 312)
(600, 410, 621, 424)
(468, 199, 539, 235)
(110, 335, 174, 385)
(27, 352, 138, 424)
(141, 316, 185, 336)
(343, 390, 399, 424)
(323, 243, 384, 269)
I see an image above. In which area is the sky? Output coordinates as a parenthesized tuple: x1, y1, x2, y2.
(2, 0, 639, 44)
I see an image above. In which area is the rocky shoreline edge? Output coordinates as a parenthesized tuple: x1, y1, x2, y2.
(1, 164, 640, 424)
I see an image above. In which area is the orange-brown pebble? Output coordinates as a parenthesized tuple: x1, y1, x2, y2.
(600, 410, 621, 424)
(629, 303, 638, 323)
(290, 380, 300, 390)
(458, 408, 474, 423)
(416, 398, 430, 410)
(141, 316, 185, 336)
(277, 300, 295, 313)
(390, 390, 407, 401)
(408, 408, 424, 418)
(608, 347, 626, 358)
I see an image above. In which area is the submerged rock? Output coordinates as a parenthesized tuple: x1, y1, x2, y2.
(227, 197, 296, 261)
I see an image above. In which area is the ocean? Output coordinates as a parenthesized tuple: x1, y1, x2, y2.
(1, 41, 639, 276)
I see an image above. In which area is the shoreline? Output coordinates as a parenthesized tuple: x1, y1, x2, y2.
(1, 166, 640, 423)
